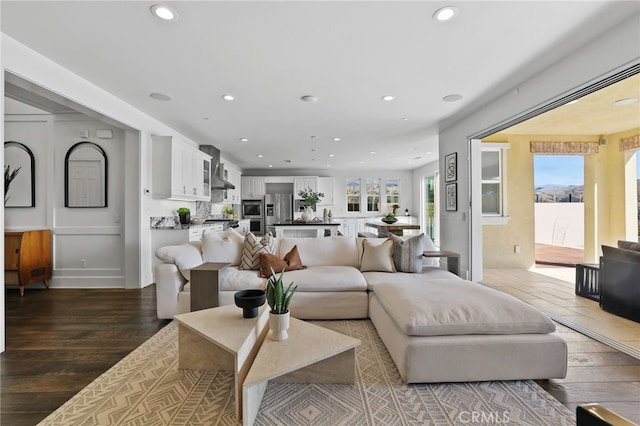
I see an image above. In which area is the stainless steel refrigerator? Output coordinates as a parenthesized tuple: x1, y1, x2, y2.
(265, 194, 293, 236)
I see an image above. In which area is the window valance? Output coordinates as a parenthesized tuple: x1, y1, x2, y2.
(529, 141, 599, 154)
(619, 135, 639, 151)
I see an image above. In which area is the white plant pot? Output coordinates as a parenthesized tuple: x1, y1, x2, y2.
(301, 206, 313, 222)
(269, 311, 290, 341)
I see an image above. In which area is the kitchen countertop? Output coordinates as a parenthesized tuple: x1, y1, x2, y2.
(275, 220, 340, 226)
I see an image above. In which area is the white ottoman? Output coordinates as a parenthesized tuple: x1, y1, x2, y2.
(369, 279, 568, 383)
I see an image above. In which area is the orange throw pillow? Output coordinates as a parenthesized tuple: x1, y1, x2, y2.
(259, 245, 306, 277)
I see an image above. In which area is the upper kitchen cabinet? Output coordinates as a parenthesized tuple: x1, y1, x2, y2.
(223, 164, 242, 203)
(317, 177, 333, 206)
(293, 176, 318, 199)
(241, 177, 265, 199)
(151, 135, 211, 201)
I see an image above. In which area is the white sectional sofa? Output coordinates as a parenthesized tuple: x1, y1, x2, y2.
(155, 229, 567, 383)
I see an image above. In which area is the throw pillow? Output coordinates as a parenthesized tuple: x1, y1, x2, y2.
(154, 242, 203, 281)
(239, 232, 276, 270)
(360, 238, 396, 272)
(390, 233, 424, 273)
(258, 245, 306, 278)
(422, 233, 440, 267)
(201, 227, 244, 265)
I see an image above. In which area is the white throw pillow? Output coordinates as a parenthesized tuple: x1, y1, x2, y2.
(422, 233, 440, 267)
(239, 232, 276, 270)
(360, 238, 396, 273)
(202, 228, 244, 266)
(390, 233, 424, 273)
(155, 242, 203, 281)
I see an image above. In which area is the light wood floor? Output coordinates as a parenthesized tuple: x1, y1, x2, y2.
(483, 268, 640, 423)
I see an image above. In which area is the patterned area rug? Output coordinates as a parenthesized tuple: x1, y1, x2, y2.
(38, 320, 574, 425)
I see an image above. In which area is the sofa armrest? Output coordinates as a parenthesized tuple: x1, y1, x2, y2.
(155, 263, 187, 319)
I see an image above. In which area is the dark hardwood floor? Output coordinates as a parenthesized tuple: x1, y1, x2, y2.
(1, 286, 170, 426)
(1, 286, 639, 425)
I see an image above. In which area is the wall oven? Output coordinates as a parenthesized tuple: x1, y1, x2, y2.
(242, 199, 264, 235)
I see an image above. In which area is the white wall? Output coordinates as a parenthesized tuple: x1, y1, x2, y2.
(1, 19, 5, 353)
(438, 14, 640, 281)
(535, 203, 585, 249)
(5, 113, 127, 287)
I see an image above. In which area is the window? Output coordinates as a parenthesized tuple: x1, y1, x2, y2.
(365, 178, 380, 212)
(481, 143, 510, 224)
(384, 178, 400, 212)
(346, 178, 361, 212)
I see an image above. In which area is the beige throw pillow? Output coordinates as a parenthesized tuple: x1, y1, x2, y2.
(239, 232, 276, 270)
(201, 228, 244, 266)
(360, 238, 396, 272)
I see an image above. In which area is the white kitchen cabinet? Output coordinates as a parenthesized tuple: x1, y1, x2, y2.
(241, 177, 265, 199)
(317, 177, 333, 206)
(152, 135, 211, 201)
(224, 166, 242, 203)
(293, 176, 318, 199)
(189, 223, 224, 242)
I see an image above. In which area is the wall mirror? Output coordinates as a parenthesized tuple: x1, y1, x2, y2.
(4, 141, 35, 207)
(64, 141, 108, 207)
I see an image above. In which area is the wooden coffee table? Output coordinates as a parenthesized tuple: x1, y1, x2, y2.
(242, 318, 360, 426)
(175, 305, 360, 426)
(174, 304, 270, 421)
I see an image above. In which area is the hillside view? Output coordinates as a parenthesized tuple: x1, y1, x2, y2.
(535, 179, 640, 204)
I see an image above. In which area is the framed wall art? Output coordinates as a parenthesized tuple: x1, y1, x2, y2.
(444, 152, 457, 182)
(445, 182, 457, 212)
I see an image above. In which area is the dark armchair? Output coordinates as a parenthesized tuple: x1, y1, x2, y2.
(599, 242, 640, 323)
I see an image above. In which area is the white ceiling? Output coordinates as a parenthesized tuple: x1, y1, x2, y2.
(2, 1, 639, 171)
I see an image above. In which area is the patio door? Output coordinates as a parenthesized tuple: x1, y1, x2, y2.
(423, 173, 439, 246)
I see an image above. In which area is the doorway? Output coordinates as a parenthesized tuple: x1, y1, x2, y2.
(422, 173, 439, 246)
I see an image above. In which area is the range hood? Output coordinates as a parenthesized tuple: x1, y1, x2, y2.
(199, 145, 235, 190)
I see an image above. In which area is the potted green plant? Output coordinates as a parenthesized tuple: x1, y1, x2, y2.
(298, 187, 325, 206)
(177, 207, 191, 225)
(298, 187, 324, 222)
(4, 164, 21, 205)
(382, 212, 398, 224)
(265, 267, 297, 341)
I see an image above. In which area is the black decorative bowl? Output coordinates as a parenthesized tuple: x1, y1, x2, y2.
(234, 289, 266, 318)
(382, 218, 398, 224)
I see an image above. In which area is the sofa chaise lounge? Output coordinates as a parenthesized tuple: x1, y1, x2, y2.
(155, 229, 567, 383)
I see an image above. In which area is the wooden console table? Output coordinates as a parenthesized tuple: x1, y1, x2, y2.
(4, 229, 52, 296)
(423, 250, 460, 277)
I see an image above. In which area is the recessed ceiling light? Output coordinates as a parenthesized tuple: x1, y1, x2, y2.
(149, 92, 172, 101)
(301, 95, 318, 103)
(326, 165, 332, 168)
(613, 97, 638, 106)
(402, 117, 409, 121)
(433, 6, 459, 22)
(268, 164, 273, 168)
(360, 161, 365, 164)
(332, 137, 341, 141)
(369, 151, 376, 154)
(328, 154, 335, 157)
(150, 4, 178, 21)
(222, 94, 235, 101)
(256, 154, 263, 158)
(443, 94, 463, 102)
(239, 138, 248, 142)
(381, 95, 395, 101)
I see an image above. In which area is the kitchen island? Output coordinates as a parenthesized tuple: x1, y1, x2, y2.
(273, 221, 340, 238)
